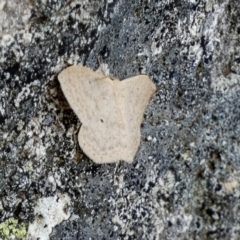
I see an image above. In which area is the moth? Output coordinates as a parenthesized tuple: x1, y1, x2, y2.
(58, 65, 156, 163)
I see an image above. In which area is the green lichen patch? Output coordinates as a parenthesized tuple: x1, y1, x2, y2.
(0, 217, 26, 239)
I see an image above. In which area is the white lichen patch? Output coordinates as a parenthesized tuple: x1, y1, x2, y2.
(14, 80, 40, 108)
(221, 179, 238, 194)
(202, 0, 240, 93)
(0, 0, 32, 38)
(27, 194, 71, 240)
(0, 33, 14, 47)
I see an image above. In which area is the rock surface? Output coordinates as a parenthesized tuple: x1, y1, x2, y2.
(0, 0, 240, 239)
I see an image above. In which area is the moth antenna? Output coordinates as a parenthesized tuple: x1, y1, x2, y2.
(97, 57, 115, 81)
(97, 56, 104, 75)
(114, 161, 121, 175)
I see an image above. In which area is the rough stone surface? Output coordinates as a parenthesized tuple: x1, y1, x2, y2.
(0, 0, 33, 38)
(0, 0, 240, 239)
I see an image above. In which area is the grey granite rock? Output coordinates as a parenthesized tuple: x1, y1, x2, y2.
(0, 0, 240, 239)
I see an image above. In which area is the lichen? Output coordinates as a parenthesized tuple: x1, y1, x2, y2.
(0, 217, 26, 239)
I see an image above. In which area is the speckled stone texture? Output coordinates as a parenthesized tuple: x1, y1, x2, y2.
(0, 0, 240, 239)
